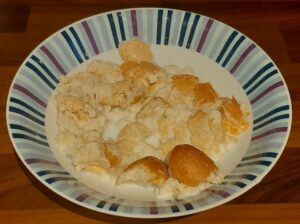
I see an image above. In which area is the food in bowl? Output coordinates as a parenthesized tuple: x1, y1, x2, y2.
(53, 39, 250, 200)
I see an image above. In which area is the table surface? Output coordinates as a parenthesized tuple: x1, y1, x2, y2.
(1, 0, 300, 223)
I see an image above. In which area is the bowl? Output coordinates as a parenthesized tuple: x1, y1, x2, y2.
(6, 8, 292, 218)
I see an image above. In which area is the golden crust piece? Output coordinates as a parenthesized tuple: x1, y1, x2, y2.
(171, 74, 199, 95)
(118, 156, 168, 187)
(169, 144, 217, 187)
(119, 39, 153, 62)
(222, 97, 249, 136)
(193, 82, 217, 108)
(167, 74, 199, 105)
(121, 61, 164, 85)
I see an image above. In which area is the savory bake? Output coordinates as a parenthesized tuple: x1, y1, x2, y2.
(54, 39, 250, 199)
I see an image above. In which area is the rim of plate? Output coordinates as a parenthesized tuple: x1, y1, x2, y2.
(6, 7, 292, 218)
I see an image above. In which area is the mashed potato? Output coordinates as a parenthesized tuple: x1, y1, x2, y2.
(54, 39, 250, 199)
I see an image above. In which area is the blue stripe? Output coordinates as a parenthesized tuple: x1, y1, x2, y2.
(12, 133, 49, 146)
(45, 177, 76, 184)
(224, 181, 246, 188)
(25, 62, 55, 90)
(61, 30, 83, 63)
(178, 12, 191, 47)
(109, 203, 119, 211)
(242, 152, 278, 161)
(186, 15, 200, 49)
(164, 10, 173, 45)
(225, 174, 257, 181)
(97, 200, 107, 208)
(69, 27, 89, 60)
(10, 124, 46, 140)
(244, 174, 257, 181)
(31, 55, 60, 83)
(10, 97, 45, 118)
(156, 9, 163, 44)
(107, 14, 119, 48)
(37, 170, 70, 176)
(117, 12, 126, 41)
(221, 35, 245, 67)
(183, 203, 193, 210)
(246, 69, 278, 95)
(171, 206, 180, 213)
(254, 105, 289, 124)
(253, 114, 289, 131)
(9, 106, 45, 126)
(237, 160, 272, 167)
(216, 30, 238, 63)
(243, 62, 273, 89)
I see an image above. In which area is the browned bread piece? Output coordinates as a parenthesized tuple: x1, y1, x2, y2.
(119, 39, 153, 63)
(169, 144, 217, 187)
(222, 97, 250, 136)
(120, 61, 164, 85)
(171, 74, 199, 95)
(117, 156, 169, 187)
(193, 82, 218, 108)
(168, 74, 199, 105)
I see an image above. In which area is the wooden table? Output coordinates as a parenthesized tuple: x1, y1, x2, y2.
(1, 1, 300, 223)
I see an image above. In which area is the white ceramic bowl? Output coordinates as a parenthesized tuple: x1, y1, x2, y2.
(6, 8, 292, 218)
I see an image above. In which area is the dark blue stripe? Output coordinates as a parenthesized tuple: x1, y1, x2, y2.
(37, 170, 70, 176)
(109, 203, 119, 211)
(246, 69, 278, 95)
(96, 200, 106, 208)
(31, 55, 59, 83)
(237, 160, 272, 167)
(183, 203, 193, 210)
(107, 14, 119, 48)
(225, 174, 257, 181)
(253, 114, 289, 131)
(178, 12, 191, 47)
(10, 124, 46, 140)
(45, 177, 75, 184)
(216, 30, 238, 63)
(10, 97, 45, 118)
(254, 105, 289, 124)
(69, 27, 89, 60)
(117, 12, 126, 41)
(12, 133, 49, 146)
(9, 106, 45, 126)
(171, 206, 180, 213)
(243, 174, 257, 181)
(243, 62, 274, 90)
(224, 181, 246, 188)
(242, 152, 278, 161)
(186, 15, 200, 49)
(25, 62, 55, 90)
(156, 9, 163, 44)
(164, 10, 173, 45)
(61, 30, 83, 63)
(221, 35, 245, 67)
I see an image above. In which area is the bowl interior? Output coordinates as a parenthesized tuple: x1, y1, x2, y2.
(7, 8, 291, 218)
